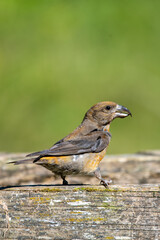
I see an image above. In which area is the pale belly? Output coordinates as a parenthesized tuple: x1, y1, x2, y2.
(36, 148, 107, 176)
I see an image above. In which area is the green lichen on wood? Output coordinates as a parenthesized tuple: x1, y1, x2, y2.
(73, 187, 107, 192)
(105, 237, 115, 240)
(29, 196, 51, 204)
(102, 202, 121, 211)
(65, 217, 107, 223)
(73, 186, 123, 192)
(38, 212, 52, 218)
(39, 187, 64, 192)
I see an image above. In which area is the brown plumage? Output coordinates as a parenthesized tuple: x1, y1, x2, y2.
(11, 101, 132, 188)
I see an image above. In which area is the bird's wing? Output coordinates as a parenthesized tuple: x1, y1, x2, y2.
(48, 131, 111, 155)
(27, 131, 111, 161)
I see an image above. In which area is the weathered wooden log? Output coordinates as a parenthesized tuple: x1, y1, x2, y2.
(0, 184, 159, 240)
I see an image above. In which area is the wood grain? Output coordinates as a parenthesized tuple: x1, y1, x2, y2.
(0, 184, 160, 240)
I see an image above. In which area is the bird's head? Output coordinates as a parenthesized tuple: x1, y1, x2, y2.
(84, 101, 132, 129)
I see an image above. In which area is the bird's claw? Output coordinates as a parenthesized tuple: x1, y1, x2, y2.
(100, 179, 112, 188)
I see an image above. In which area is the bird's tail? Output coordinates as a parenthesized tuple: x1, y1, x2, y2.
(8, 158, 35, 165)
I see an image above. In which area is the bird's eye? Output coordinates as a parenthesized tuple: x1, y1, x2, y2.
(106, 106, 111, 110)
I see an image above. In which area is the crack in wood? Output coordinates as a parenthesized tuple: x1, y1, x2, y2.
(0, 198, 10, 239)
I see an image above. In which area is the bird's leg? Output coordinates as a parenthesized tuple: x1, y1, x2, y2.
(61, 175, 68, 185)
(94, 167, 112, 188)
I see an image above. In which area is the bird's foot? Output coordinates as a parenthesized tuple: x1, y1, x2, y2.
(63, 179, 68, 185)
(100, 179, 112, 188)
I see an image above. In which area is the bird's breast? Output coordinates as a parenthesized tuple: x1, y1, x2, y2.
(82, 148, 107, 173)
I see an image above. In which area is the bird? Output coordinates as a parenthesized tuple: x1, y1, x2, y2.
(10, 101, 132, 188)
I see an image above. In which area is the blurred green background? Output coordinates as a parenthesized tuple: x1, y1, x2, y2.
(0, 0, 160, 154)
